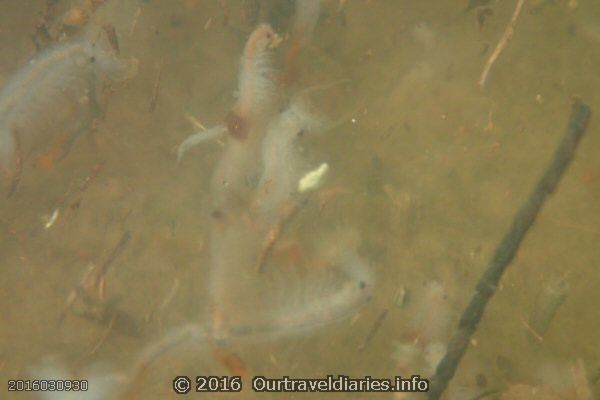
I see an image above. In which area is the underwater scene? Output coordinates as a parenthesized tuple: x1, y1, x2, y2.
(0, 0, 599, 399)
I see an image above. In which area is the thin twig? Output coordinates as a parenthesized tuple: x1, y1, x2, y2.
(357, 308, 388, 352)
(478, 0, 525, 88)
(186, 114, 208, 131)
(58, 231, 131, 325)
(78, 161, 105, 192)
(129, 7, 142, 37)
(519, 315, 544, 342)
(89, 312, 116, 355)
(97, 231, 131, 279)
(7, 129, 23, 198)
(102, 23, 120, 55)
(427, 99, 591, 399)
(148, 62, 163, 113)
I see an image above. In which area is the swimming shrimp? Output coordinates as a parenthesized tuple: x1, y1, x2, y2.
(0, 22, 137, 187)
(228, 23, 281, 140)
(253, 95, 323, 224)
(177, 24, 280, 160)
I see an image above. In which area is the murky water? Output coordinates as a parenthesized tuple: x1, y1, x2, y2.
(1, 1, 599, 399)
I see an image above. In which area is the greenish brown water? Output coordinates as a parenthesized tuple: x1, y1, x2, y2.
(0, 1, 599, 399)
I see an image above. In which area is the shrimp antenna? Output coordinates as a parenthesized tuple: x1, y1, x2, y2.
(177, 125, 227, 162)
(293, 79, 354, 133)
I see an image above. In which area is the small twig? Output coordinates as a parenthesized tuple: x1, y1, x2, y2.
(427, 100, 591, 399)
(97, 231, 131, 280)
(58, 231, 131, 325)
(185, 114, 207, 130)
(478, 0, 525, 88)
(357, 308, 388, 352)
(7, 129, 23, 198)
(204, 17, 213, 31)
(519, 315, 543, 342)
(158, 278, 180, 314)
(102, 23, 120, 55)
(146, 277, 180, 329)
(148, 62, 163, 113)
(48, 160, 104, 212)
(129, 7, 142, 37)
(89, 312, 116, 355)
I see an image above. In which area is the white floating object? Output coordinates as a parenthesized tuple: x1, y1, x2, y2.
(44, 208, 60, 230)
(298, 162, 329, 193)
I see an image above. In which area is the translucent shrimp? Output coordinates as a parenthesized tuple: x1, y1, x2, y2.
(253, 95, 324, 224)
(226, 246, 374, 342)
(229, 23, 281, 139)
(176, 24, 280, 160)
(0, 21, 137, 179)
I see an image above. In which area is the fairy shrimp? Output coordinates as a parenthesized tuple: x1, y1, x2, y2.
(176, 24, 280, 159)
(228, 23, 280, 140)
(0, 21, 137, 188)
(211, 347, 248, 379)
(231, 247, 374, 340)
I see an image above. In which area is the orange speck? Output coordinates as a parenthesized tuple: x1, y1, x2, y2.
(63, 8, 88, 27)
(272, 240, 303, 268)
(581, 169, 600, 184)
(280, 39, 302, 85)
(36, 144, 61, 170)
(225, 111, 249, 140)
(318, 186, 347, 210)
(212, 347, 248, 379)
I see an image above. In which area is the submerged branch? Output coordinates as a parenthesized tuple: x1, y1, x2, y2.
(427, 99, 591, 399)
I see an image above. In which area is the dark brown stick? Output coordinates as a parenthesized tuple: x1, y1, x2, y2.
(357, 308, 388, 352)
(427, 99, 591, 399)
(98, 230, 131, 278)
